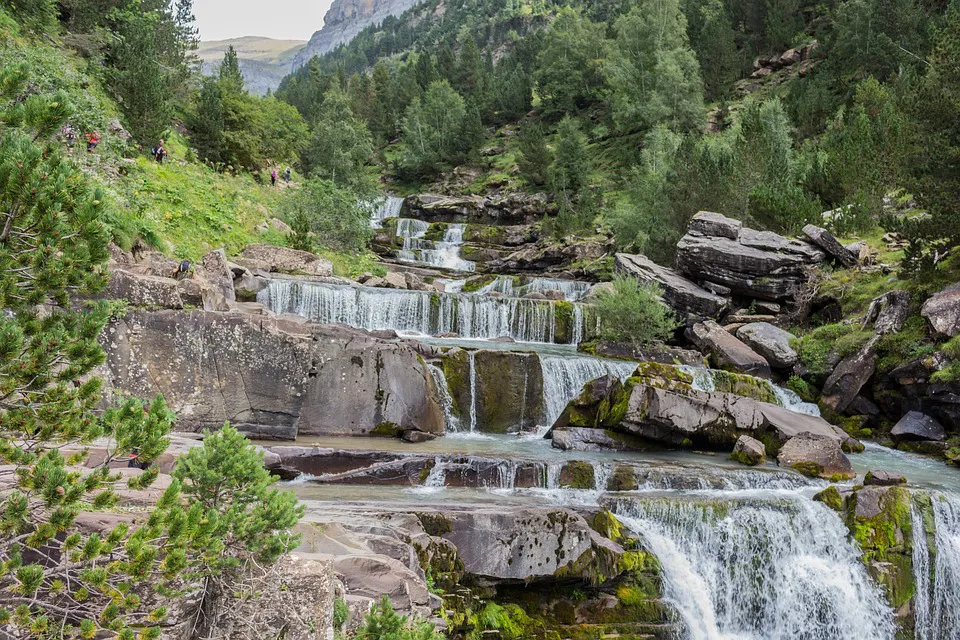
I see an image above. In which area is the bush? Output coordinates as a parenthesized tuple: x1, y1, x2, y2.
(358, 596, 444, 640)
(594, 277, 678, 346)
(283, 178, 372, 253)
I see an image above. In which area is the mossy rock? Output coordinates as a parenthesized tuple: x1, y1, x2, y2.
(370, 421, 403, 437)
(415, 511, 453, 536)
(553, 301, 576, 345)
(609, 465, 639, 491)
(460, 273, 498, 293)
(559, 461, 596, 490)
(813, 485, 848, 512)
(629, 362, 694, 393)
(710, 370, 779, 404)
(590, 510, 625, 542)
(440, 348, 470, 420)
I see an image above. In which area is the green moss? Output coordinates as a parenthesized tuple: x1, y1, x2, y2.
(461, 274, 498, 293)
(590, 511, 624, 542)
(794, 324, 873, 377)
(370, 421, 403, 437)
(608, 466, 639, 491)
(415, 512, 452, 536)
(729, 450, 762, 466)
(785, 374, 819, 402)
(876, 316, 936, 373)
(711, 370, 778, 404)
(630, 362, 694, 393)
(560, 461, 596, 490)
(814, 486, 847, 512)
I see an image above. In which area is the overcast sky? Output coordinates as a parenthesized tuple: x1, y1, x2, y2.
(193, 0, 334, 41)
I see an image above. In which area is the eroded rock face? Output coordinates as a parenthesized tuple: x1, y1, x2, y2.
(921, 283, 960, 337)
(676, 212, 824, 301)
(776, 432, 854, 480)
(238, 243, 334, 277)
(691, 320, 771, 377)
(820, 336, 879, 414)
(802, 224, 857, 267)
(99, 311, 444, 439)
(891, 411, 946, 442)
(550, 375, 629, 431)
(614, 253, 728, 319)
(107, 270, 184, 309)
(403, 192, 556, 225)
(735, 322, 798, 369)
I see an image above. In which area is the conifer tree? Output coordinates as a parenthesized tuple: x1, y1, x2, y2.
(518, 123, 552, 186)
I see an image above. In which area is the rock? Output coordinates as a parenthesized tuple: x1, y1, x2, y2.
(176, 278, 204, 306)
(689, 211, 742, 239)
(256, 217, 293, 234)
(735, 322, 798, 369)
(582, 282, 615, 303)
(129, 250, 180, 278)
(401, 429, 438, 443)
(550, 427, 649, 452)
(523, 290, 565, 301)
(107, 270, 184, 309)
(864, 470, 907, 486)
(550, 375, 629, 431)
(676, 213, 824, 301)
(195, 249, 236, 303)
(755, 301, 782, 315)
(802, 224, 858, 267)
(776, 432, 854, 480)
(691, 320, 771, 377)
(731, 435, 766, 466)
(614, 253, 728, 318)
(921, 283, 960, 337)
(98, 311, 444, 439)
(494, 238, 612, 275)
(403, 272, 427, 291)
(820, 335, 879, 414)
(234, 271, 270, 301)
(382, 272, 408, 289)
(725, 313, 778, 324)
(585, 341, 705, 366)
(890, 411, 946, 442)
(403, 192, 556, 225)
(239, 243, 334, 277)
(864, 290, 910, 335)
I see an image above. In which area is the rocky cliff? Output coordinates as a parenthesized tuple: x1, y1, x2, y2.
(293, 0, 422, 67)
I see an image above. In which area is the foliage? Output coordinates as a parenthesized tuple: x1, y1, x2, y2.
(517, 123, 551, 186)
(398, 80, 479, 177)
(358, 596, 444, 640)
(301, 86, 375, 194)
(548, 116, 595, 237)
(1, 0, 57, 32)
(283, 178, 372, 253)
(594, 277, 679, 346)
(534, 8, 607, 118)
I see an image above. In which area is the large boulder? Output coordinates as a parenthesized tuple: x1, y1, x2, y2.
(550, 375, 629, 431)
(820, 335, 879, 414)
(921, 283, 960, 337)
(731, 434, 766, 466)
(676, 212, 824, 301)
(550, 427, 649, 452)
(403, 192, 556, 225)
(802, 224, 857, 267)
(98, 311, 444, 439)
(890, 410, 946, 442)
(735, 322, 798, 368)
(691, 320, 771, 377)
(864, 290, 911, 335)
(614, 253, 728, 318)
(776, 432, 854, 480)
(194, 249, 236, 303)
(107, 270, 184, 309)
(238, 243, 334, 277)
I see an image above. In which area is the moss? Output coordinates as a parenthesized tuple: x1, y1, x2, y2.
(415, 512, 452, 537)
(461, 274, 498, 293)
(370, 421, 403, 437)
(608, 466, 639, 491)
(553, 300, 576, 344)
(440, 349, 470, 419)
(630, 362, 694, 393)
(710, 370, 778, 404)
(419, 459, 437, 483)
(794, 324, 874, 377)
(559, 461, 596, 490)
(590, 511, 624, 542)
(785, 374, 819, 402)
(814, 486, 847, 512)
(729, 450, 761, 466)
(789, 460, 826, 479)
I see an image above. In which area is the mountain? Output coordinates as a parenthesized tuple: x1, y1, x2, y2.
(292, 0, 422, 68)
(198, 36, 307, 95)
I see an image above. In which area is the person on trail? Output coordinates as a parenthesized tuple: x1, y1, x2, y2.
(85, 130, 100, 152)
(62, 125, 77, 152)
(271, 169, 278, 186)
(154, 139, 166, 164)
(284, 167, 291, 182)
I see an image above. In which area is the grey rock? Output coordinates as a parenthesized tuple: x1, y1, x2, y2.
(864, 469, 907, 486)
(615, 253, 728, 318)
(98, 311, 444, 439)
(891, 411, 946, 442)
(403, 192, 556, 225)
(921, 283, 960, 337)
(401, 429, 438, 443)
(736, 322, 798, 368)
(294, 0, 422, 64)
(129, 250, 180, 278)
(864, 290, 910, 335)
(689, 211, 742, 239)
(550, 428, 648, 452)
(195, 249, 236, 303)
(777, 432, 855, 479)
(691, 320, 771, 377)
(802, 224, 858, 267)
(239, 243, 333, 277)
(584, 341, 705, 366)
(820, 335, 879, 414)
(581, 282, 615, 303)
(107, 270, 184, 309)
(731, 434, 766, 466)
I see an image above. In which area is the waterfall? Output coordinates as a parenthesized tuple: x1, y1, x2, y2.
(678, 365, 821, 417)
(468, 350, 478, 433)
(394, 219, 474, 272)
(259, 280, 585, 344)
(427, 364, 460, 432)
(539, 355, 638, 426)
(914, 492, 960, 640)
(679, 365, 717, 392)
(409, 457, 446, 494)
(396, 218, 430, 262)
(617, 497, 896, 640)
(370, 195, 404, 228)
(473, 275, 592, 301)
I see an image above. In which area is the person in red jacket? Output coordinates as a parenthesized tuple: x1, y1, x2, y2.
(85, 130, 100, 152)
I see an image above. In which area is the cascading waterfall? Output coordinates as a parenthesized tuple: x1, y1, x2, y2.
(539, 355, 638, 426)
(427, 364, 460, 432)
(616, 496, 896, 640)
(418, 224, 474, 272)
(259, 280, 585, 343)
(913, 492, 960, 640)
(370, 195, 404, 228)
(396, 218, 430, 262)
(470, 275, 592, 301)
(679, 365, 822, 417)
(468, 350, 478, 433)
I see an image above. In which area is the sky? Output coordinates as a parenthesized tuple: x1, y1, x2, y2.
(192, 0, 334, 41)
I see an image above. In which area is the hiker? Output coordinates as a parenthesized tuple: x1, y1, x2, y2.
(62, 125, 77, 151)
(284, 166, 292, 182)
(154, 139, 166, 164)
(85, 130, 100, 152)
(127, 447, 149, 470)
(271, 169, 278, 186)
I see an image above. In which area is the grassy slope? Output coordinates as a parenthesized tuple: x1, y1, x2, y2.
(196, 37, 307, 65)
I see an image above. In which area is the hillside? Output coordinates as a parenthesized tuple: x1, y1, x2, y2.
(293, 0, 421, 66)
(198, 36, 306, 94)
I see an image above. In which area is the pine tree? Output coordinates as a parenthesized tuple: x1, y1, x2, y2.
(534, 8, 607, 118)
(399, 80, 472, 176)
(188, 75, 226, 164)
(371, 61, 397, 141)
(518, 123, 552, 186)
(455, 34, 482, 96)
(219, 44, 244, 92)
(694, 0, 739, 102)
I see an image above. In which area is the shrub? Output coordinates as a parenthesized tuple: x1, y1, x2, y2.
(595, 276, 678, 346)
(283, 178, 372, 253)
(358, 596, 444, 640)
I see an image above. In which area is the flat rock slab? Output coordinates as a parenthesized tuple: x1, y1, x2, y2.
(891, 410, 946, 442)
(802, 224, 857, 267)
(691, 320, 771, 378)
(777, 432, 854, 480)
(239, 243, 334, 277)
(736, 322, 798, 369)
(864, 469, 907, 486)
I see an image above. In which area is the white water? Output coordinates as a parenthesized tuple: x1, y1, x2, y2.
(395, 219, 475, 272)
(468, 350, 478, 433)
(914, 492, 960, 640)
(260, 280, 584, 344)
(679, 365, 821, 417)
(396, 218, 430, 262)
(370, 195, 404, 228)
(539, 354, 638, 427)
(617, 496, 896, 640)
(448, 275, 592, 301)
(427, 364, 460, 432)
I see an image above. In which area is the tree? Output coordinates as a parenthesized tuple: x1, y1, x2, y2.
(606, 0, 704, 135)
(188, 75, 226, 164)
(830, 0, 929, 82)
(534, 8, 607, 118)
(371, 61, 397, 141)
(549, 117, 595, 237)
(358, 596, 444, 640)
(398, 80, 476, 176)
(517, 123, 552, 186)
(455, 33, 483, 97)
(485, 54, 532, 123)
(219, 44, 244, 91)
(595, 277, 679, 347)
(302, 86, 375, 192)
(692, 0, 739, 101)
(284, 178, 372, 253)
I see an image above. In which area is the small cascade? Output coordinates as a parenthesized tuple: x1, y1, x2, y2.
(370, 195, 404, 228)
(772, 385, 822, 416)
(539, 355, 638, 426)
(679, 365, 821, 417)
(679, 365, 717, 392)
(616, 496, 896, 640)
(395, 219, 474, 272)
(593, 463, 613, 492)
(474, 275, 592, 301)
(396, 218, 430, 262)
(427, 364, 460, 432)
(468, 350, 478, 433)
(914, 492, 960, 640)
(411, 458, 446, 494)
(259, 280, 585, 344)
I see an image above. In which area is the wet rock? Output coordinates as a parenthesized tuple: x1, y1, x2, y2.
(585, 341, 705, 366)
(776, 432, 854, 480)
(551, 375, 629, 430)
(735, 322, 798, 369)
(107, 270, 184, 309)
(238, 243, 334, 277)
(890, 411, 946, 442)
(802, 224, 857, 267)
(551, 428, 649, 452)
(494, 238, 612, 275)
(402, 429, 438, 443)
(864, 470, 907, 486)
(921, 283, 960, 337)
(691, 320, 771, 377)
(99, 311, 444, 439)
(820, 335, 879, 414)
(730, 435, 765, 466)
(614, 253, 728, 319)
(403, 192, 556, 225)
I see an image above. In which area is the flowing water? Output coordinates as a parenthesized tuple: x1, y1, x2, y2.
(913, 492, 960, 640)
(445, 275, 592, 301)
(539, 354, 638, 426)
(370, 195, 404, 228)
(395, 218, 475, 272)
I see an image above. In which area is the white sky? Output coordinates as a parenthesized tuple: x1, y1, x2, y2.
(192, 0, 334, 41)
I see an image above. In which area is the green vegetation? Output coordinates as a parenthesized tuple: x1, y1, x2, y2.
(594, 277, 679, 347)
(358, 596, 444, 640)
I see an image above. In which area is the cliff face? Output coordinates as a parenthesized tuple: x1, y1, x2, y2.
(293, 0, 422, 67)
